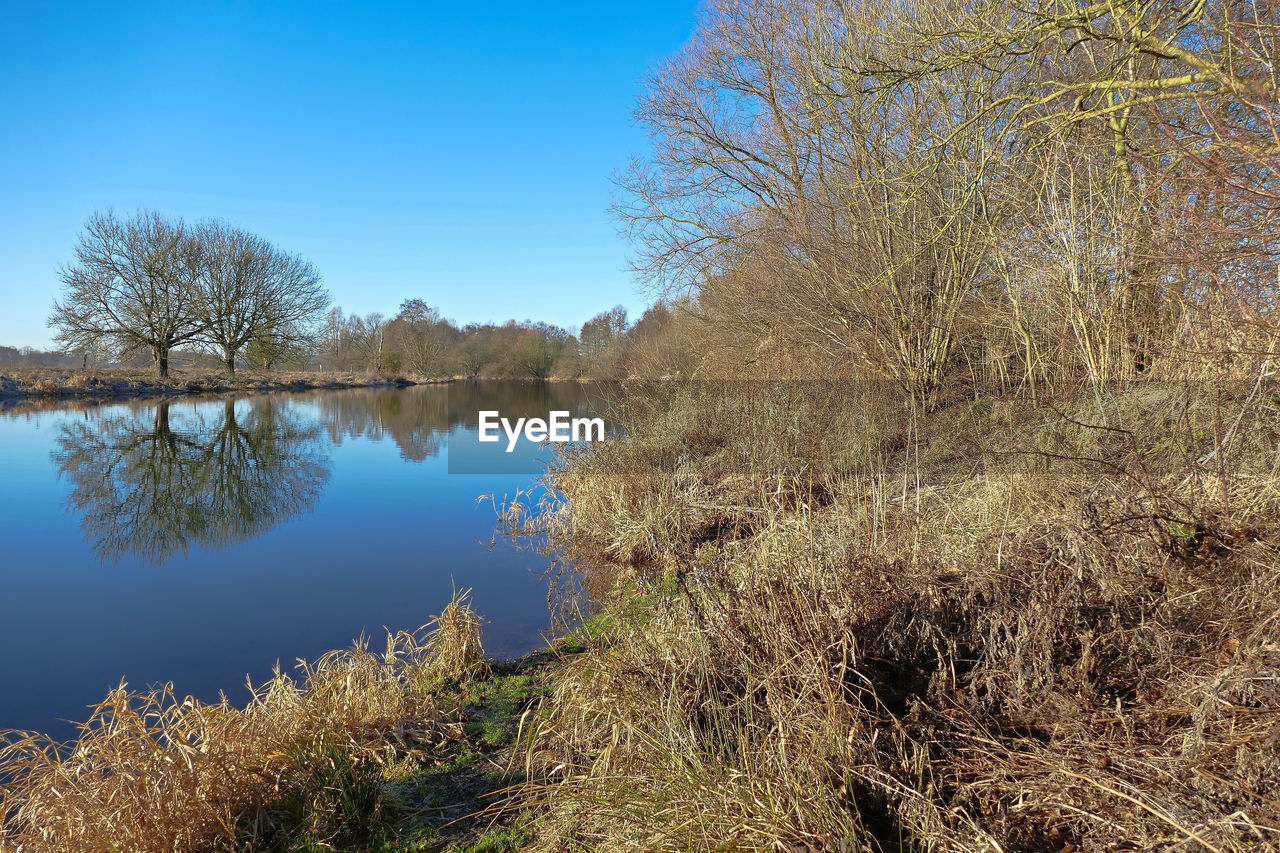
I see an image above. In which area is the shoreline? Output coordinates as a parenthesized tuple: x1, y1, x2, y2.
(2, 379, 1276, 851)
(0, 591, 585, 852)
(0, 368, 604, 406)
(0, 367, 447, 401)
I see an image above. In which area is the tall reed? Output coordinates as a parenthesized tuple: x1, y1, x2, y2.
(0, 590, 487, 852)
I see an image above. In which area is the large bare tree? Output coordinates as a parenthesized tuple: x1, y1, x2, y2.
(192, 220, 329, 375)
(896, 0, 1280, 377)
(386, 298, 458, 377)
(620, 0, 1278, 390)
(49, 211, 202, 379)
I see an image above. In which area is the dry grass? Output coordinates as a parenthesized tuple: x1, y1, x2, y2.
(514, 378, 1280, 852)
(428, 587, 490, 682)
(0, 366, 424, 401)
(6, 374, 1277, 851)
(0, 590, 487, 852)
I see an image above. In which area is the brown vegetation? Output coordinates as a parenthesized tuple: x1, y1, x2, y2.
(619, 0, 1280, 397)
(5, 1, 1278, 849)
(0, 366, 425, 403)
(491, 7, 1280, 842)
(0, 592, 494, 852)
(514, 378, 1280, 852)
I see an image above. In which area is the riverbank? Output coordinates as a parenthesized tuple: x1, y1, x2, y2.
(3, 379, 1275, 852)
(513, 378, 1280, 852)
(0, 592, 576, 852)
(0, 367, 610, 405)
(0, 366, 446, 402)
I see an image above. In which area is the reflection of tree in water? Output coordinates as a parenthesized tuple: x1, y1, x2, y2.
(318, 382, 600, 463)
(320, 388, 451, 461)
(54, 398, 331, 563)
(448, 381, 601, 429)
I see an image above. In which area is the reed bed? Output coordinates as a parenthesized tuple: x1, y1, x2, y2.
(0, 590, 487, 852)
(517, 379, 1280, 852)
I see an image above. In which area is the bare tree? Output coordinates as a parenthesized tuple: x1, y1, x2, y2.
(192, 221, 329, 375)
(580, 306, 628, 360)
(510, 325, 567, 379)
(349, 313, 395, 372)
(387, 298, 457, 377)
(620, 0, 1277, 390)
(49, 211, 201, 379)
(897, 0, 1280, 376)
(621, 0, 998, 398)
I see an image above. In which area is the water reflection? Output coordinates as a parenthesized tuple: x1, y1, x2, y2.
(47, 383, 605, 562)
(319, 388, 451, 461)
(53, 398, 331, 562)
(319, 381, 605, 462)
(0, 381, 605, 741)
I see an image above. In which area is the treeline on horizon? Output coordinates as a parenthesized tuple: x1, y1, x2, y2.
(30, 207, 695, 382)
(308, 298, 693, 380)
(9, 296, 691, 381)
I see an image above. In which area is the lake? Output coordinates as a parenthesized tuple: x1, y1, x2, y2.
(0, 381, 594, 743)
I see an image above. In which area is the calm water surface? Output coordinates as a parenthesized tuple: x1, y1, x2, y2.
(0, 382, 589, 741)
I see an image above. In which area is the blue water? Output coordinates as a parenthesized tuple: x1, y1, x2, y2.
(0, 382, 587, 742)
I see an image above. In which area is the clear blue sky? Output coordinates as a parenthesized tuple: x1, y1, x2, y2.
(0, 1, 698, 349)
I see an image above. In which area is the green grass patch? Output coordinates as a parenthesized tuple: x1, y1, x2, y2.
(456, 826, 534, 852)
(236, 731, 393, 851)
(559, 612, 617, 654)
(367, 824, 441, 852)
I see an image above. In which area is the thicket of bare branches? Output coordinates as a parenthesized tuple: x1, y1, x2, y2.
(622, 0, 1280, 395)
(519, 6, 1280, 850)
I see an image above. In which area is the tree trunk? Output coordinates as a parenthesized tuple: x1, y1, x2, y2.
(154, 348, 170, 379)
(224, 351, 236, 376)
(154, 402, 171, 435)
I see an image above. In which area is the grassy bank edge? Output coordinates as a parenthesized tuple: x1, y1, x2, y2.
(349, 643, 577, 853)
(0, 367, 448, 403)
(0, 595, 612, 853)
(0, 368, 610, 406)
